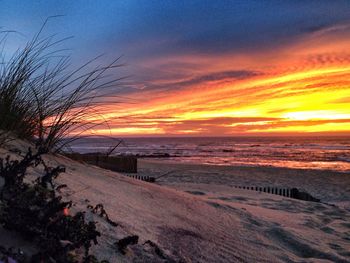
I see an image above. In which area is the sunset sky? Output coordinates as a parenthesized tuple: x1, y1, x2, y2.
(2, 0, 350, 136)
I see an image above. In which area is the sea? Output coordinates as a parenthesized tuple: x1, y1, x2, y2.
(68, 136, 350, 173)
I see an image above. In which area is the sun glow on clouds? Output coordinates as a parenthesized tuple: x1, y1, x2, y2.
(89, 25, 350, 136)
(283, 111, 350, 121)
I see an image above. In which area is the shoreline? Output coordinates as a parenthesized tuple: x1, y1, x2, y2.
(140, 157, 350, 175)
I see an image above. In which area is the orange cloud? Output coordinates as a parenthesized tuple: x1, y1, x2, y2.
(85, 24, 350, 136)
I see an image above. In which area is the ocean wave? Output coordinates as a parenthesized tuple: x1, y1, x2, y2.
(69, 136, 350, 172)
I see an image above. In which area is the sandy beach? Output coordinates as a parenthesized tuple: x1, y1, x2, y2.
(138, 159, 350, 207)
(137, 160, 350, 261)
(1, 140, 350, 262)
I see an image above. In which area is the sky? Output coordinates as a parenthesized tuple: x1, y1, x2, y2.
(1, 0, 350, 136)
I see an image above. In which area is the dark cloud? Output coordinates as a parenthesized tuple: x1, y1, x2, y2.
(126, 70, 262, 95)
(103, 68, 261, 98)
(107, 116, 281, 131)
(180, 117, 278, 124)
(305, 53, 350, 68)
(177, 70, 261, 86)
(302, 23, 330, 34)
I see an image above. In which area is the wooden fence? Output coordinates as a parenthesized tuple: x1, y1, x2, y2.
(65, 153, 137, 173)
(125, 175, 156, 183)
(234, 185, 320, 202)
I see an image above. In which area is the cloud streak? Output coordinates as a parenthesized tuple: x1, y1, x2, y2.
(2, 1, 350, 135)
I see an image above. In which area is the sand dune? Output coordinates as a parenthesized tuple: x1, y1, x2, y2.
(1, 141, 350, 262)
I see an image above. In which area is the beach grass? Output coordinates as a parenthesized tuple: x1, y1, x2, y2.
(0, 21, 124, 152)
(0, 23, 128, 261)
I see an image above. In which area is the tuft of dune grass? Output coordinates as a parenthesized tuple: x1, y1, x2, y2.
(0, 19, 125, 152)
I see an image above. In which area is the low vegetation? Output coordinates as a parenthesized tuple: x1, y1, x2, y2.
(0, 148, 108, 262)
